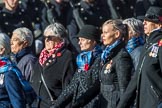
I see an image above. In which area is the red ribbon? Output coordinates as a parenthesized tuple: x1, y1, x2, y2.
(0, 60, 6, 67)
(84, 63, 89, 71)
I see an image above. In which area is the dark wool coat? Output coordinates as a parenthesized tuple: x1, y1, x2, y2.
(52, 56, 101, 108)
(0, 7, 32, 37)
(99, 43, 132, 108)
(17, 53, 37, 81)
(117, 29, 162, 108)
(30, 48, 75, 108)
(63, 43, 133, 108)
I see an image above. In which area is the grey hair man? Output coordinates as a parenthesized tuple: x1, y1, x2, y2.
(10, 27, 37, 81)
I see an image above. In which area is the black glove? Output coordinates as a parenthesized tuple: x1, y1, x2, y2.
(72, 102, 80, 108)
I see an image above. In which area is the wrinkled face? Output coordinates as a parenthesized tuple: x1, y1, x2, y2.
(101, 24, 120, 46)
(4, 0, 19, 9)
(44, 32, 61, 52)
(78, 37, 95, 51)
(143, 20, 159, 36)
(10, 33, 26, 54)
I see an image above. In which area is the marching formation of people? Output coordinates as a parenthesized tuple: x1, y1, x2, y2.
(0, 0, 161, 108)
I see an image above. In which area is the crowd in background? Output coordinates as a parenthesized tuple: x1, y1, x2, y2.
(0, 0, 161, 108)
(0, 0, 161, 56)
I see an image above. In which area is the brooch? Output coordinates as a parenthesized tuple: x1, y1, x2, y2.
(104, 60, 112, 74)
(149, 45, 159, 57)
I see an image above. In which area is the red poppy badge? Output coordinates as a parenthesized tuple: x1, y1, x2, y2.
(158, 39, 162, 47)
(84, 63, 89, 71)
(0, 60, 6, 67)
(56, 52, 62, 57)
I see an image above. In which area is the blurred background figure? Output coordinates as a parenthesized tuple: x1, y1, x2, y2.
(105, 0, 136, 19)
(30, 22, 76, 108)
(51, 25, 102, 108)
(67, 0, 110, 55)
(42, 0, 70, 27)
(10, 27, 37, 81)
(0, 33, 26, 108)
(0, 0, 32, 37)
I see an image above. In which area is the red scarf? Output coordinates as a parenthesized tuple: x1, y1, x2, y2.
(39, 42, 64, 66)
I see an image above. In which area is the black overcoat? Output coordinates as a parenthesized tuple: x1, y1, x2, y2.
(117, 29, 162, 108)
(30, 47, 75, 108)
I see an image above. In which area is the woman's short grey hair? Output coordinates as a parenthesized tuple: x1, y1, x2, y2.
(123, 18, 144, 36)
(0, 33, 10, 56)
(13, 27, 33, 46)
(44, 22, 67, 38)
(102, 19, 127, 37)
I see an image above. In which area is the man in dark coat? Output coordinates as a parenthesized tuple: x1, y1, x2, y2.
(117, 6, 162, 108)
(0, 0, 32, 37)
(135, 0, 162, 21)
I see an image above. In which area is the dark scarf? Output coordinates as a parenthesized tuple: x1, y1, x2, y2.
(126, 36, 144, 53)
(101, 39, 122, 64)
(76, 45, 102, 71)
(15, 47, 32, 63)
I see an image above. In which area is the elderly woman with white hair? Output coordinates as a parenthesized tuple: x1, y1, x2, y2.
(30, 22, 75, 108)
(10, 27, 37, 81)
(0, 33, 26, 108)
(123, 18, 145, 72)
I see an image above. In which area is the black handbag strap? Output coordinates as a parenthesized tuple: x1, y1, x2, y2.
(41, 73, 54, 102)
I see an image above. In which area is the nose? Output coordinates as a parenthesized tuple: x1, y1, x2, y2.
(78, 40, 81, 45)
(10, 40, 13, 45)
(101, 33, 104, 38)
(143, 20, 146, 25)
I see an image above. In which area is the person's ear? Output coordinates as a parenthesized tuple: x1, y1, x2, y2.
(22, 41, 29, 48)
(158, 24, 162, 28)
(114, 30, 120, 39)
(0, 47, 5, 55)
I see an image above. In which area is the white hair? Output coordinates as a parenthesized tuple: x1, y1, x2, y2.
(123, 18, 144, 36)
(0, 33, 11, 56)
(13, 27, 33, 46)
(44, 22, 67, 38)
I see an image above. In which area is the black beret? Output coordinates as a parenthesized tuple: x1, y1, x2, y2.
(77, 25, 100, 42)
(144, 6, 162, 24)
